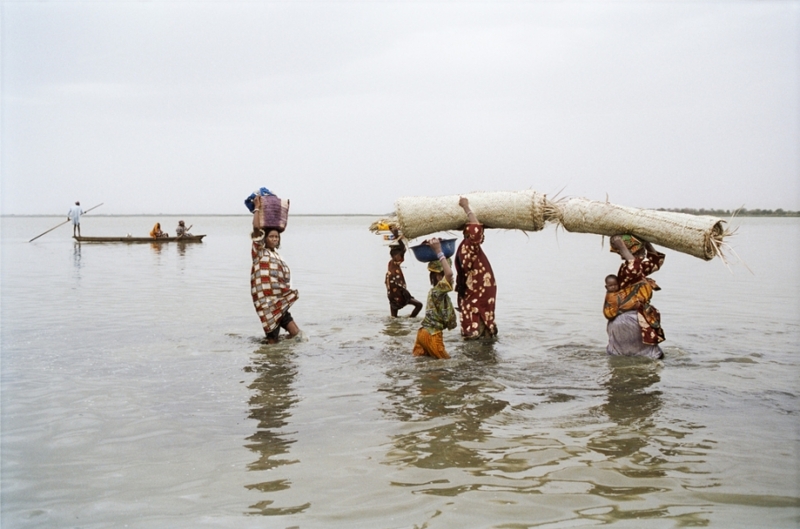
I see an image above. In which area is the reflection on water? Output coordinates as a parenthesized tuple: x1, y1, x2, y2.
(589, 357, 664, 462)
(243, 344, 310, 516)
(72, 241, 82, 271)
(378, 338, 719, 524)
(581, 357, 715, 525)
(380, 340, 509, 476)
(380, 318, 416, 338)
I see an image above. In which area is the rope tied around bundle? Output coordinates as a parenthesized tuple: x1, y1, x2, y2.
(371, 189, 733, 262)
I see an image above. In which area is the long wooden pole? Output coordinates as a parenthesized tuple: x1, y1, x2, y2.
(28, 203, 104, 242)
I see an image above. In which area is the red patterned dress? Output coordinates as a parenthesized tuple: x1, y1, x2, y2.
(386, 260, 412, 310)
(251, 239, 298, 335)
(455, 223, 498, 338)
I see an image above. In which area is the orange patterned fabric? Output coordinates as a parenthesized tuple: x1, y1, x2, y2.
(412, 327, 450, 359)
(606, 251, 666, 345)
(603, 280, 655, 320)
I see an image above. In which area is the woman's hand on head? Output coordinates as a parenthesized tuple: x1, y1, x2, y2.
(459, 197, 478, 223)
(611, 235, 635, 261)
(428, 238, 442, 252)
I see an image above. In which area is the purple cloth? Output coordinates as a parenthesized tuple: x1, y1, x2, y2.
(606, 311, 663, 359)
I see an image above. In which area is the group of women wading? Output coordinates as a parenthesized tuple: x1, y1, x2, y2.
(250, 196, 666, 359)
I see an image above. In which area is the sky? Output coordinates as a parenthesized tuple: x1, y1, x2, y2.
(1, 1, 798, 215)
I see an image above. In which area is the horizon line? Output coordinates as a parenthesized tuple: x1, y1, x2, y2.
(1, 213, 389, 218)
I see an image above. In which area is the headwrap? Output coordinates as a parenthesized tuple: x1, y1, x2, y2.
(427, 257, 452, 273)
(610, 234, 644, 255)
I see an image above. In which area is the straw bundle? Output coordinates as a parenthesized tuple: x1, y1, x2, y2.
(395, 190, 547, 240)
(551, 197, 728, 261)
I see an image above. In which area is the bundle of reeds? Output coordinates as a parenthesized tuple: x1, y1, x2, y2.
(549, 197, 729, 260)
(372, 189, 731, 261)
(394, 190, 548, 240)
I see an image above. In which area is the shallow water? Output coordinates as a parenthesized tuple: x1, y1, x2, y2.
(1, 215, 798, 528)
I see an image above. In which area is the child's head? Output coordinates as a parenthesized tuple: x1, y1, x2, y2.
(605, 274, 619, 293)
(427, 257, 451, 286)
(390, 245, 405, 262)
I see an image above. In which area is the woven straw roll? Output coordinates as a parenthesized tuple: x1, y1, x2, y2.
(554, 197, 726, 260)
(396, 190, 547, 240)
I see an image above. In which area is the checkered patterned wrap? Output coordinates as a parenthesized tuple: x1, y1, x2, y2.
(251, 241, 298, 334)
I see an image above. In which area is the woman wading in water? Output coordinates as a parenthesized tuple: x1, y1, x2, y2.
(455, 196, 498, 339)
(603, 234, 666, 359)
(251, 228, 302, 343)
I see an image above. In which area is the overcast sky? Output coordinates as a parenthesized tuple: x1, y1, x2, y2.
(2, 1, 798, 215)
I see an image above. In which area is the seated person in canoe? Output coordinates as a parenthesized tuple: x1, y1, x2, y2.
(150, 223, 169, 238)
(175, 220, 193, 238)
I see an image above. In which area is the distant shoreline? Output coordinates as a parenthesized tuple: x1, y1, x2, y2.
(656, 208, 800, 217)
(3, 210, 799, 218)
(1, 213, 386, 218)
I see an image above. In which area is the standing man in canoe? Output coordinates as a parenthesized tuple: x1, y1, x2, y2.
(68, 201, 83, 237)
(455, 196, 498, 339)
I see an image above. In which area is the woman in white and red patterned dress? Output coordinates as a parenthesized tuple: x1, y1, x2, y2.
(251, 228, 301, 343)
(455, 196, 498, 339)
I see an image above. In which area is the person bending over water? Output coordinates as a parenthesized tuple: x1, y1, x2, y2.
(251, 228, 302, 344)
(455, 196, 498, 339)
(604, 235, 665, 359)
(412, 238, 457, 359)
(386, 243, 423, 318)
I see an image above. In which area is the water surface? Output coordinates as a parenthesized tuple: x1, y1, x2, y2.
(2, 215, 798, 528)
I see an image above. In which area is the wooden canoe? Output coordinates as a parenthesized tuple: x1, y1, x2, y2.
(73, 235, 206, 243)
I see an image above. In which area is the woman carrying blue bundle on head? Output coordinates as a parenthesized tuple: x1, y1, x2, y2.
(412, 238, 457, 359)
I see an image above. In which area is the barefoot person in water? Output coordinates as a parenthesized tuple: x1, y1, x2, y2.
(455, 196, 498, 339)
(412, 238, 457, 359)
(386, 243, 423, 318)
(251, 227, 302, 344)
(603, 235, 666, 359)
